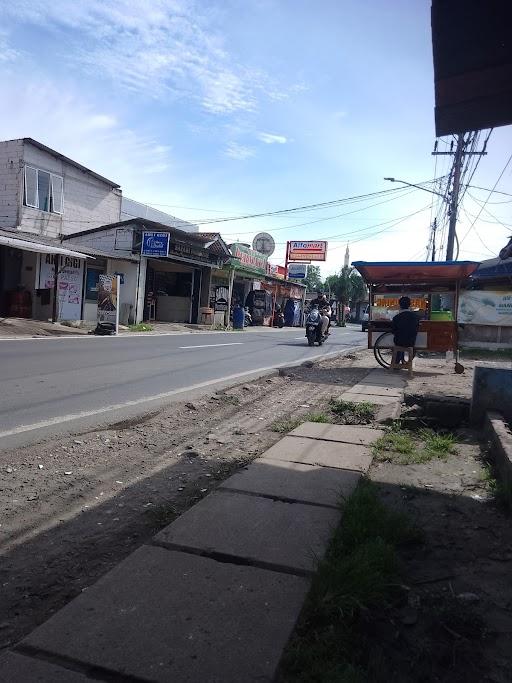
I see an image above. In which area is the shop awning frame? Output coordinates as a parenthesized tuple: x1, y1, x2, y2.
(0, 235, 94, 259)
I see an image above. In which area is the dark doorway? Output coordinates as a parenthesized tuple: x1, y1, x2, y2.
(191, 268, 202, 324)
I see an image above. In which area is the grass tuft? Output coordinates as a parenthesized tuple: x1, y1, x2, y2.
(329, 398, 375, 424)
(128, 323, 153, 332)
(278, 480, 422, 682)
(373, 428, 457, 464)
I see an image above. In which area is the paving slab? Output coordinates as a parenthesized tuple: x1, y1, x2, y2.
(23, 546, 309, 683)
(339, 391, 401, 406)
(363, 371, 406, 387)
(260, 436, 372, 472)
(290, 422, 383, 446)
(348, 383, 403, 398)
(155, 490, 340, 573)
(0, 651, 90, 682)
(220, 457, 361, 507)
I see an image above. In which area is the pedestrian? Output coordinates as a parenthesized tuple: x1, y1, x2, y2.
(391, 296, 420, 364)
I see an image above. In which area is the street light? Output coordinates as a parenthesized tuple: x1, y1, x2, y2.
(384, 177, 450, 261)
(383, 177, 447, 201)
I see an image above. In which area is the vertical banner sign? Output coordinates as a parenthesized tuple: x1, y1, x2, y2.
(38, 254, 84, 321)
(97, 274, 120, 333)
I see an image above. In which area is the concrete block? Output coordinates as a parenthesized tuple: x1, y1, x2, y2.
(362, 372, 406, 387)
(261, 436, 372, 472)
(0, 651, 89, 682)
(339, 391, 400, 406)
(485, 411, 512, 486)
(471, 365, 512, 424)
(155, 490, 340, 573)
(24, 546, 309, 683)
(348, 384, 403, 398)
(290, 422, 383, 446)
(375, 402, 402, 424)
(220, 457, 361, 507)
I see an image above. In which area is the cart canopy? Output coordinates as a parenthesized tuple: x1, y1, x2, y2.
(352, 261, 479, 286)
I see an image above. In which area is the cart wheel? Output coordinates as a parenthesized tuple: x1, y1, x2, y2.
(374, 332, 395, 369)
(454, 362, 465, 374)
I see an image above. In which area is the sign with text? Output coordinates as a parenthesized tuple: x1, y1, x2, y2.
(97, 274, 120, 332)
(214, 285, 229, 312)
(458, 290, 512, 326)
(38, 254, 84, 321)
(288, 241, 327, 262)
(287, 263, 308, 279)
(230, 243, 268, 276)
(141, 232, 169, 257)
(266, 263, 286, 280)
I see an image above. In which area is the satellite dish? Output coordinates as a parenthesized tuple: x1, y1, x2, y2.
(252, 232, 275, 256)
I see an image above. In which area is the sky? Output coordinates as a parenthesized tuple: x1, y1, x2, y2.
(1, 0, 511, 276)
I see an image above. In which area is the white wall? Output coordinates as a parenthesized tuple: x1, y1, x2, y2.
(19, 141, 121, 238)
(0, 140, 23, 230)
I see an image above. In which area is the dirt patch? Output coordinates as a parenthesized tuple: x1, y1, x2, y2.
(0, 352, 368, 650)
(368, 427, 512, 682)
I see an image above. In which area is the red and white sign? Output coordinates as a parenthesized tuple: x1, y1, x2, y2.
(288, 241, 327, 262)
(266, 263, 286, 280)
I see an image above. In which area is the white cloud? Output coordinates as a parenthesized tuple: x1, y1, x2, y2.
(0, 73, 172, 191)
(257, 132, 287, 144)
(3, 0, 285, 115)
(0, 30, 21, 63)
(225, 143, 255, 160)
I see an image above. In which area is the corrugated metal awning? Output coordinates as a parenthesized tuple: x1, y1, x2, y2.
(352, 261, 479, 285)
(0, 235, 94, 259)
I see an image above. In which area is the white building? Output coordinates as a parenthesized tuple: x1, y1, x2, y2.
(0, 137, 122, 321)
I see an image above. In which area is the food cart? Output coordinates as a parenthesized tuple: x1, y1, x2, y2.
(352, 261, 479, 372)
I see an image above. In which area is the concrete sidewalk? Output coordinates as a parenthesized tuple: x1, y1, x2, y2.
(0, 370, 403, 682)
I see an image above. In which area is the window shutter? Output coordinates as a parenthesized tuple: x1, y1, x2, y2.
(24, 166, 38, 208)
(51, 174, 64, 214)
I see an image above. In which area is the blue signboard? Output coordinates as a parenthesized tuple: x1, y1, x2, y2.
(288, 263, 308, 278)
(141, 232, 170, 257)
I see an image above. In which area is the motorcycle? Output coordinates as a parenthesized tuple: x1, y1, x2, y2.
(305, 305, 328, 346)
(272, 305, 284, 328)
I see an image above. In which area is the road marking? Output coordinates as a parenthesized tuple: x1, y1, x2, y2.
(179, 342, 244, 349)
(0, 346, 363, 440)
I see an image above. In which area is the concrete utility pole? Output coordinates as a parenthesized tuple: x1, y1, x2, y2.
(446, 133, 464, 261)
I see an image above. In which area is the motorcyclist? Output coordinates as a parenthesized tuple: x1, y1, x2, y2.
(309, 291, 331, 336)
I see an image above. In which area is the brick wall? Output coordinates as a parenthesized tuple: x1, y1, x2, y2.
(0, 139, 23, 229)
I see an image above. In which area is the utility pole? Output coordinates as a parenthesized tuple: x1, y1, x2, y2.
(431, 218, 437, 262)
(446, 133, 464, 260)
(432, 132, 488, 261)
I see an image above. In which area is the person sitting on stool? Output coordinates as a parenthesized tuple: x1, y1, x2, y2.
(391, 296, 419, 364)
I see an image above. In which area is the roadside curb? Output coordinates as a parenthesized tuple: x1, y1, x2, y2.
(485, 411, 512, 486)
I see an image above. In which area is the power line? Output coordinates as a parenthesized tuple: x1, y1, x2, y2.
(460, 152, 512, 246)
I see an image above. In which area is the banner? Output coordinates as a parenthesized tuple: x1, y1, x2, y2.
(288, 241, 327, 262)
(230, 243, 268, 276)
(459, 290, 512, 326)
(97, 274, 120, 332)
(38, 254, 84, 321)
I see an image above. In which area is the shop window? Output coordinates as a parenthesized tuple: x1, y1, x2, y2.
(24, 166, 64, 214)
(85, 268, 104, 301)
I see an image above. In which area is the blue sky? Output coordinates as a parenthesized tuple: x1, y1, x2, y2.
(1, 0, 511, 274)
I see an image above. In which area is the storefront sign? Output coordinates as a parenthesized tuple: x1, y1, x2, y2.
(230, 243, 268, 276)
(288, 241, 327, 262)
(38, 254, 84, 321)
(141, 232, 169, 257)
(266, 263, 286, 279)
(287, 263, 308, 278)
(214, 285, 229, 312)
(459, 290, 512, 326)
(97, 274, 120, 332)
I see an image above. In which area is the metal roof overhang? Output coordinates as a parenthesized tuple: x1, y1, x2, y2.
(0, 235, 94, 259)
(352, 261, 479, 286)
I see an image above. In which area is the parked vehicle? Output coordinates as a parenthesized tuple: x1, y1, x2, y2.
(305, 306, 328, 346)
(272, 305, 284, 328)
(361, 304, 370, 332)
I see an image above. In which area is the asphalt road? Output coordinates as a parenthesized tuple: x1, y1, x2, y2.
(0, 325, 364, 448)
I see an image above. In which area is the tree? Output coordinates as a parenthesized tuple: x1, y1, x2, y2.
(324, 267, 367, 326)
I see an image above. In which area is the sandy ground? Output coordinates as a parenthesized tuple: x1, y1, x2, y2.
(367, 354, 512, 682)
(0, 351, 367, 650)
